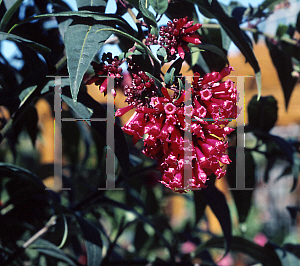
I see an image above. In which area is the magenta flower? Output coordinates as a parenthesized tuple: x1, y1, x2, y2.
(85, 53, 123, 94)
(116, 66, 237, 192)
(146, 17, 202, 59)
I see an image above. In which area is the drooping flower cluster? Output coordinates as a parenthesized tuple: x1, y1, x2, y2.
(85, 17, 238, 192)
(116, 66, 237, 191)
(145, 17, 202, 59)
(86, 52, 123, 94)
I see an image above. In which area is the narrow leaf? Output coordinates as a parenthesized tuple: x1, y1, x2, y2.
(64, 24, 112, 101)
(87, 196, 176, 260)
(150, 25, 158, 36)
(75, 215, 103, 266)
(164, 67, 175, 85)
(192, 0, 260, 83)
(97, 27, 159, 65)
(139, 0, 157, 26)
(193, 236, 281, 266)
(275, 248, 300, 265)
(62, 94, 93, 124)
(201, 180, 232, 256)
(149, 0, 168, 14)
(259, 0, 283, 12)
(265, 37, 297, 108)
(61, 87, 130, 177)
(284, 243, 300, 259)
(8, 11, 134, 35)
(156, 47, 167, 62)
(193, 190, 207, 225)
(194, 43, 229, 65)
(0, 32, 50, 57)
(0, 0, 23, 31)
(30, 239, 77, 266)
(220, 26, 231, 51)
(255, 70, 261, 100)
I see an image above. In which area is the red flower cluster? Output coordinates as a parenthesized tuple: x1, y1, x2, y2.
(145, 17, 202, 59)
(123, 70, 157, 107)
(86, 53, 123, 94)
(116, 66, 237, 191)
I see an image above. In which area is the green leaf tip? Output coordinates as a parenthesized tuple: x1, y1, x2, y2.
(255, 71, 261, 101)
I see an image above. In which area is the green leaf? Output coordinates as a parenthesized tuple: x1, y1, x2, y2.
(109, 28, 157, 60)
(201, 180, 232, 257)
(193, 43, 229, 65)
(100, 27, 160, 67)
(190, 48, 210, 73)
(61, 87, 130, 178)
(165, 57, 184, 86)
(76, 196, 176, 260)
(276, 24, 289, 38)
(156, 47, 167, 62)
(164, 67, 175, 85)
(193, 236, 281, 266)
(8, 11, 134, 35)
(30, 239, 78, 266)
(135, 44, 146, 53)
(193, 190, 207, 225)
(0, 32, 51, 57)
(0, 0, 23, 31)
(265, 37, 297, 109)
(259, 0, 283, 12)
(275, 248, 300, 266)
(138, 0, 157, 27)
(255, 71, 261, 100)
(75, 215, 103, 266)
(64, 24, 112, 101)
(220, 26, 231, 51)
(252, 26, 259, 44)
(62, 93, 93, 124)
(0, 163, 46, 189)
(25, 106, 39, 147)
(150, 25, 158, 37)
(178, 77, 184, 93)
(149, 0, 168, 14)
(192, 0, 260, 84)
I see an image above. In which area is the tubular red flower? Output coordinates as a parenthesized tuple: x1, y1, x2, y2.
(184, 23, 202, 33)
(200, 89, 212, 101)
(99, 78, 108, 93)
(181, 36, 201, 44)
(115, 104, 134, 117)
(164, 103, 177, 115)
(117, 63, 237, 192)
(177, 44, 185, 59)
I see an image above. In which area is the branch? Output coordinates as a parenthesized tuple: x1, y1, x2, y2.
(201, 24, 299, 46)
(0, 50, 67, 145)
(3, 216, 57, 265)
(0, 77, 51, 144)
